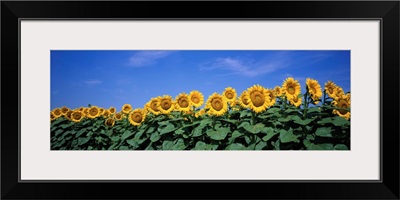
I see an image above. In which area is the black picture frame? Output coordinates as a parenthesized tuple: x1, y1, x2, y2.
(2, 1, 399, 199)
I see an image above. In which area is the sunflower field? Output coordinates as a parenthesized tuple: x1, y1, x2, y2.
(50, 77, 350, 150)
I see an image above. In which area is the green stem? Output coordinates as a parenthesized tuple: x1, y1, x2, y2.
(303, 92, 308, 119)
(251, 112, 256, 125)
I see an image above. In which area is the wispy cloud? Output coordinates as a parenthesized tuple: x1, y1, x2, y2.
(128, 50, 174, 67)
(199, 57, 286, 77)
(84, 79, 102, 86)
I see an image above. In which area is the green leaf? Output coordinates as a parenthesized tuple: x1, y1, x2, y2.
(285, 108, 299, 114)
(266, 107, 281, 114)
(240, 110, 251, 118)
(307, 107, 321, 113)
(237, 121, 250, 129)
(146, 126, 155, 134)
(54, 129, 64, 136)
(206, 127, 230, 141)
(332, 116, 350, 126)
(243, 123, 265, 134)
(317, 117, 333, 125)
(111, 136, 120, 142)
(162, 140, 174, 150)
(121, 130, 134, 140)
(315, 127, 332, 137)
(126, 138, 139, 149)
(334, 144, 349, 150)
(150, 132, 161, 142)
(172, 138, 186, 150)
(174, 129, 185, 135)
(76, 128, 87, 137)
(191, 125, 205, 137)
(226, 143, 246, 150)
(78, 136, 91, 146)
(60, 123, 73, 129)
(255, 141, 267, 150)
(193, 141, 208, 150)
(200, 118, 213, 127)
(279, 129, 300, 143)
(262, 131, 278, 142)
(228, 130, 243, 143)
(278, 115, 293, 122)
(82, 120, 91, 125)
(159, 124, 176, 135)
(220, 118, 238, 124)
(303, 140, 334, 150)
(292, 116, 314, 125)
(133, 130, 147, 144)
(119, 146, 129, 150)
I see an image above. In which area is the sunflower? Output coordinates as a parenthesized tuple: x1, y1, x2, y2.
(65, 110, 73, 120)
(61, 106, 70, 115)
(324, 81, 337, 98)
(78, 107, 85, 112)
(306, 78, 323, 104)
(175, 93, 191, 113)
(87, 106, 100, 119)
(71, 110, 84, 123)
(128, 108, 146, 126)
(282, 77, 301, 101)
(122, 104, 132, 114)
(52, 108, 63, 118)
(205, 93, 228, 116)
(104, 118, 115, 127)
(157, 95, 175, 114)
(267, 88, 276, 106)
(99, 108, 105, 115)
(239, 90, 250, 108)
(332, 93, 351, 120)
(195, 109, 206, 118)
(113, 112, 124, 121)
(274, 86, 283, 97)
(245, 84, 270, 113)
(222, 87, 237, 103)
(83, 108, 90, 116)
(103, 110, 111, 118)
(50, 112, 56, 121)
(333, 86, 345, 100)
(146, 97, 161, 115)
(188, 90, 204, 108)
(289, 96, 302, 107)
(108, 107, 116, 114)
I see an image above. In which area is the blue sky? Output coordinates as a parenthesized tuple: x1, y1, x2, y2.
(51, 50, 350, 111)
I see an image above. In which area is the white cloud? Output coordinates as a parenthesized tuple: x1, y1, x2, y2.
(128, 50, 174, 67)
(200, 57, 286, 77)
(84, 79, 102, 86)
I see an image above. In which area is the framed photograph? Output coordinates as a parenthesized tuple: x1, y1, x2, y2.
(2, 1, 399, 199)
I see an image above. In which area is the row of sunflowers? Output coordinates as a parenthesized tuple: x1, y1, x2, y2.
(51, 77, 350, 150)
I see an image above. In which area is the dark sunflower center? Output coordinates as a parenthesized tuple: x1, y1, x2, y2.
(132, 113, 142, 123)
(225, 92, 234, 99)
(328, 88, 334, 94)
(115, 114, 122, 119)
(288, 86, 295, 94)
(123, 106, 130, 112)
(161, 99, 171, 110)
(106, 119, 113, 126)
(192, 96, 199, 104)
(211, 98, 223, 111)
(55, 109, 61, 115)
(338, 100, 349, 114)
(178, 98, 189, 108)
(110, 108, 115, 113)
(151, 102, 159, 111)
(250, 91, 265, 107)
(73, 113, 81, 120)
(89, 109, 98, 116)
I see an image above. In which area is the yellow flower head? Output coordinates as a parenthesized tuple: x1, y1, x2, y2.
(324, 81, 337, 98)
(175, 93, 191, 112)
(239, 90, 250, 108)
(146, 97, 161, 115)
(104, 118, 115, 127)
(71, 110, 84, 122)
(195, 109, 206, 118)
(122, 104, 132, 114)
(108, 107, 116, 115)
(83, 108, 90, 116)
(222, 87, 237, 103)
(61, 106, 70, 115)
(103, 110, 111, 118)
(306, 78, 323, 102)
(267, 88, 276, 106)
(205, 93, 228, 116)
(157, 95, 175, 114)
(87, 106, 101, 119)
(78, 107, 85, 112)
(332, 93, 351, 120)
(333, 86, 345, 100)
(50, 112, 56, 121)
(188, 90, 204, 108)
(52, 108, 63, 118)
(128, 108, 146, 126)
(113, 112, 124, 121)
(245, 84, 270, 113)
(274, 86, 283, 97)
(65, 110, 73, 120)
(282, 77, 301, 100)
(289, 96, 302, 107)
